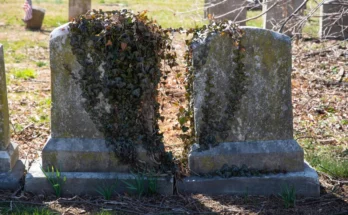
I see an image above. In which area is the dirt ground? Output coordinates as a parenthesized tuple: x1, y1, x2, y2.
(0, 20, 347, 214)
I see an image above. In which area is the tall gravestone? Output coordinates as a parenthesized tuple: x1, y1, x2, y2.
(320, 0, 348, 40)
(205, 0, 247, 25)
(69, 0, 91, 21)
(177, 27, 320, 196)
(263, 0, 305, 36)
(25, 23, 173, 196)
(0, 44, 24, 190)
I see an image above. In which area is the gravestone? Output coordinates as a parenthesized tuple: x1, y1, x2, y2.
(205, 0, 247, 25)
(177, 27, 320, 196)
(26, 7, 46, 30)
(69, 0, 91, 21)
(320, 0, 348, 40)
(25, 23, 173, 196)
(0, 44, 24, 190)
(263, 0, 305, 36)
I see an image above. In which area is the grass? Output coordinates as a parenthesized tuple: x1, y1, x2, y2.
(246, 10, 263, 27)
(0, 0, 323, 31)
(0, 38, 47, 65)
(11, 68, 37, 80)
(302, 140, 348, 178)
(36, 61, 47, 67)
(41, 166, 67, 197)
(0, 203, 56, 215)
(279, 184, 296, 209)
(95, 181, 118, 200)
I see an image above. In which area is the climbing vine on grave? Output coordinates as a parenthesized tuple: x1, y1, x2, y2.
(69, 10, 176, 172)
(178, 21, 247, 160)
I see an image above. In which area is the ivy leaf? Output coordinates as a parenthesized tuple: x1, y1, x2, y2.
(121, 42, 127, 51)
(106, 40, 113, 47)
(178, 116, 188, 125)
(179, 106, 185, 113)
(181, 126, 189, 132)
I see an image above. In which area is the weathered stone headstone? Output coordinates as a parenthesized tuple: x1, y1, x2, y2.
(320, 0, 348, 40)
(263, 0, 305, 36)
(69, 0, 91, 21)
(205, 0, 247, 25)
(0, 44, 24, 190)
(26, 7, 46, 30)
(177, 27, 320, 196)
(25, 23, 173, 196)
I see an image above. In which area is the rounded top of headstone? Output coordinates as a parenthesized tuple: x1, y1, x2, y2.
(50, 23, 70, 41)
(191, 26, 291, 51)
(32, 6, 46, 12)
(240, 26, 291, 44)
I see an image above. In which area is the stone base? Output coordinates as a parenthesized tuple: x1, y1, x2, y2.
(42, 137, 154, 172)
(189, 139, 304, 174)
(0, 142, 19, 172)
(177, 162, 320, 197)
(25, 160, 173, 196)
(0, 160, 25, 190)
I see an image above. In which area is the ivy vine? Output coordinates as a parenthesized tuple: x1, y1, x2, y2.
(179, 21, 246, 160)
(69, 10, 176, 172)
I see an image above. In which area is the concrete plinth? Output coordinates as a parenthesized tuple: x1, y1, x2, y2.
(25, 160, 173, 196)
(189, 139, 304, 174)
(0, 142, 19, 172)
(42, 137, 155, 172)
(178, 163, 320, 197)
(0, 160, 25, 190)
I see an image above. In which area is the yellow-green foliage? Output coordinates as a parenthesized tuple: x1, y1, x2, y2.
(302, 140, 348, 178)
(11, 68, 37, 80)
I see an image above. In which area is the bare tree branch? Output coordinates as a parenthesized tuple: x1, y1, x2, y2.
(279, 0, 310, 33)
(234, 1, 279, 24)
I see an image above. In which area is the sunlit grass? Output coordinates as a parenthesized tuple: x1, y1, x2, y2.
(11, 68, 37, 80)
(301, 139, 348, 178)
(246, 10, 263, 27)
(0, 0, 324, 31)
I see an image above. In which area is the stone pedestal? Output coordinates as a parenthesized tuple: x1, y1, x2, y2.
(189, 140, 304, 175)
(178, 27, 320, 197)
(320, 0, 348, 40)
(25, 23, 173, 196)
(206, 0, 247, 25)
(0, 44, 24, 190)
(263, 0, 304, 36)
(26, 7, 45, 30)
(26, 160, 173, 196)
(69, 0, 91, 21)
(178, 163, 319, 196)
